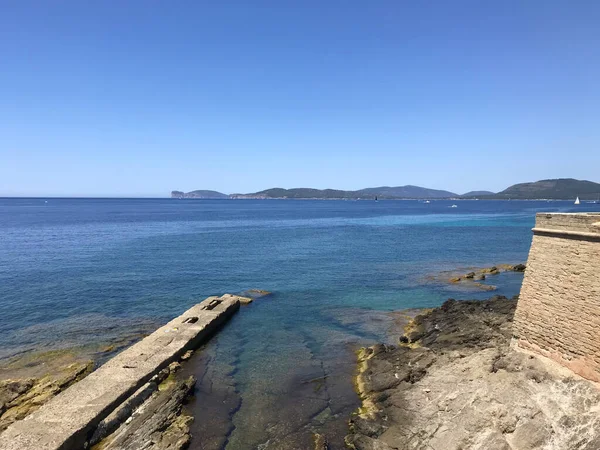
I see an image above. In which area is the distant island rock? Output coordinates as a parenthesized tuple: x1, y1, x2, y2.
(171, 190, 228, 199)
(171, 178, 600, 200)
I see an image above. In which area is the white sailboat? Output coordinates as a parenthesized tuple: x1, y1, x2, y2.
(574, 196, 580, 205)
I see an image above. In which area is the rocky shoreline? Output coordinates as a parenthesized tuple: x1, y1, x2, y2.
(0, 292, 271, 449)
(0, 350, 94, 432)
(346, 295, 600, 450)
(426, 263, 527, 292)
(90, 358, 196, 450)
(4, 287, 600, 450)
(0, 331, 161, 432)
(0, 339, 200, 450)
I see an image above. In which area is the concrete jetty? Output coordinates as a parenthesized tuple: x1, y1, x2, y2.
(0, 295, 240, 450)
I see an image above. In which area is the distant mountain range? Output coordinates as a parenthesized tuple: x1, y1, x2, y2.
(231, 186, 458, 200)
(492, 179, 600, 200)
(172, 178, 600, 200)
(173, 186, 460, 200)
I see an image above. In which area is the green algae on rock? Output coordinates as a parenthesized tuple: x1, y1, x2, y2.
(0, 349, 93, 432)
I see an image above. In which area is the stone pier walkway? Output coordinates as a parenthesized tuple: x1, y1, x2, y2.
(0, 295, 240, 450)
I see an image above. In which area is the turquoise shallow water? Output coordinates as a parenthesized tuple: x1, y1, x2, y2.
(1, 198, 599, 448)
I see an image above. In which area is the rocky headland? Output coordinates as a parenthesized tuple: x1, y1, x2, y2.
(346, 295, 600, 450)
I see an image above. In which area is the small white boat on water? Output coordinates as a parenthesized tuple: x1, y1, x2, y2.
(574, 196, 580, 205)
(451, 204, 458, 208)
(424, 200, 430, 204)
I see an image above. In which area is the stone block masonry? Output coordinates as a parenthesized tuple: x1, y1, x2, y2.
(0, 295, 241, 450)
(513, 213, 600, 382)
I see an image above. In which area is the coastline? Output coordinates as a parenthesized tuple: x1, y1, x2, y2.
(5, 293, 598, 450)
(4, 289, 599, 449)
(0, 336, 149, 433)
(0, 338, 199, 450)
(346, 296, 600, 450)
(5, 255, 600, 449)
(0, 295, 242, 449)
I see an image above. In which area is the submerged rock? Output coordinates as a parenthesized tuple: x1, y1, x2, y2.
(244, 289, 272, 297)
(438, 264, 526, 292)
(221, 289, 272, 305)
(484, 265, 500, 274)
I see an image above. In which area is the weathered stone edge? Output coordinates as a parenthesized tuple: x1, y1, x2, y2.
(532, 227, 600, 240)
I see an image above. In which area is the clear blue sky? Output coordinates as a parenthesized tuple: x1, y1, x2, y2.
(2, 1, 599, 197)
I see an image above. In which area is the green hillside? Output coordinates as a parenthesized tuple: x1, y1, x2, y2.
(233, 185, 458, 199)
(494, 178, 600, 200)
(461, 190, 495, 198)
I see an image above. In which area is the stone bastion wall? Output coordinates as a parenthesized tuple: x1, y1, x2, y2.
(514, 212, 600, 382)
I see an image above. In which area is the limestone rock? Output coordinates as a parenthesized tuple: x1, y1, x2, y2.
(506, 415, 551, 450)
(0, 379, 35, 411)
(346, 434, 396, 450)
(346, 295, 600, 450)
(473, 431, 511, 450)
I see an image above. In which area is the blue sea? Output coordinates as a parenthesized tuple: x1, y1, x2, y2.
(1, 198, 598, 448)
